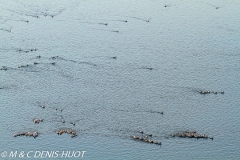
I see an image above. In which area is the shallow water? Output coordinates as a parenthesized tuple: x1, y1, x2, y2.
(1, 0, 240, 159)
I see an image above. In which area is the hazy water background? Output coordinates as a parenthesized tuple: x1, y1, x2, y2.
(0, 0, 240, 159)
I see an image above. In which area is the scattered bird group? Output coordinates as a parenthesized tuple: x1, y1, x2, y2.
(17, 48, 37, 53)
(132, 131, 162, 145)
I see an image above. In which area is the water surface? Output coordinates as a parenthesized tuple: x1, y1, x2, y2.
(1, 0, 240, 159)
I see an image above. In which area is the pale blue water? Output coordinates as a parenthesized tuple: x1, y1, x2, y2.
(1, 0, 240, 159)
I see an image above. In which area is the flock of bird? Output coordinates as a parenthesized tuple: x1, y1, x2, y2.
(12, 102, 79, 139)
(1, 0, 224, 147)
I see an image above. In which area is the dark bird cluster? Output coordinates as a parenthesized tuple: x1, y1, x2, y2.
(13, 131, 38, 138)
(198, 90, 224, 95)
(33, 118, 44, 124)
(56, 129, 77, 138)
(171, 130, 213, 140)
